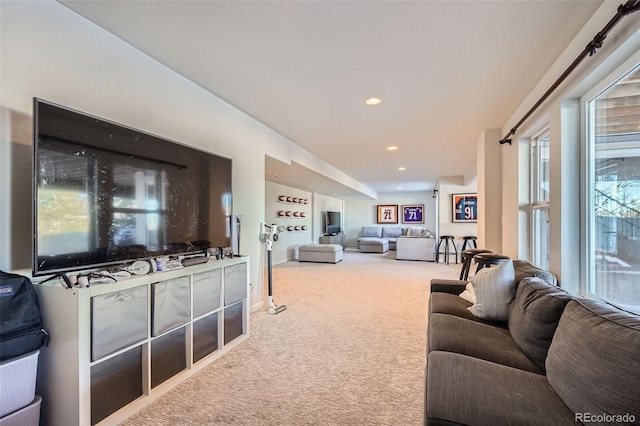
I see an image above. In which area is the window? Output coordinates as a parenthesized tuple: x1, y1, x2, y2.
(531, 129, 550, 270)
(111, 166, 165, 252)
(585, 63, 640, 314)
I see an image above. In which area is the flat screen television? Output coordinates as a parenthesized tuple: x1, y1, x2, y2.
(323, 211, 341, 235)
(32, 98, 232, 276)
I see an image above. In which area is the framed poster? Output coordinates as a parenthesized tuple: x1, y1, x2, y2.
(377, 205, 398, 224)
(452, 193, 478, 222)
(402, 204, 424, 224)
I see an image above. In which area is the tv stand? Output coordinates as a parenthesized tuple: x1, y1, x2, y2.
(319, 234, 346, 248)
(33, 257, 249, 426)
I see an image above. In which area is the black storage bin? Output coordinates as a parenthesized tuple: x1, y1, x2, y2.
(91, 346, 143, 425)
(193, 313, 219, 363)
(151, 327, 186, 388)
(224, 301, 244, 345)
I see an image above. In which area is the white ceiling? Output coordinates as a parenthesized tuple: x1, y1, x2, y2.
(59, 0, 602, 199)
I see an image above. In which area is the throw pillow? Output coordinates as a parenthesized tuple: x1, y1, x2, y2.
(467, 260, 516, 321)
(407, 227, 424, 236)
(508, 277, 573, 371)
(459, 282, 476, 304)
(513, 260, 558, 286)
(419, 229, 432, 238)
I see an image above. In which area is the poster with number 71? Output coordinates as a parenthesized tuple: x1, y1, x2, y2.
(402, 204, 424, 223)
(452, 193, 478, 223)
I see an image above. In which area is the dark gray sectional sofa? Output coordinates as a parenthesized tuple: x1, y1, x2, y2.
(426, 260, 640, 425)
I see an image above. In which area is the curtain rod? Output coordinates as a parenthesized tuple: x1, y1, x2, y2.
(499, 0, 640, 145)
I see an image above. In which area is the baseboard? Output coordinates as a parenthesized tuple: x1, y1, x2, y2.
(250, 301, 265, 312)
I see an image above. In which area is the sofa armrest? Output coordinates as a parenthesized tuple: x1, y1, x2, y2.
(430, 279, 467, 295)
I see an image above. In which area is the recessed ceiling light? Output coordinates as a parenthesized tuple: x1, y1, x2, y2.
(387, 146, 398, 151)
(398, 186, 403, 190)
(398, 167, 406, 171)
(365, 97, 382, 106)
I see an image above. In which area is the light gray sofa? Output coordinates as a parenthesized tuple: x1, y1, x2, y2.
(358, 225, 430, 252)
(426, 260, 640, 425)
(396, 236, 436, 261)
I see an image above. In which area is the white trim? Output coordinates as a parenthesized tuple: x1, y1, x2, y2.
(0, 109, 10, 270)
(580, 49, 640, 300)
(530, 127, 550, 269)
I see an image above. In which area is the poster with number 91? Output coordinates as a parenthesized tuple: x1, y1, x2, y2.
(452, 193, 478, 223)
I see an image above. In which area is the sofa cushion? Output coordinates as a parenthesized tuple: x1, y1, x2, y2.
(508, 277, 573, 372)
(429, 313, 542, 373)
(546, 298, 640, 419)
(430, 279, 467, 295)
(429, 292, 508, 328)
(430, 292, 473, 320)
(361, 226, 382, 237)
(426, 352, 575, 426)
(381, 227, 404, 238)
(358, 237, 386, 244)
(468, 260, 516, 321)
(358, 238, 389, 253)
(299, 244, 343, 253)
(513, 259, 558, 286)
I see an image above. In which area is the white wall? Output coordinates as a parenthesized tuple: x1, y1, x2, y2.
(313, 193, 344, 242)
(344, 191, 435, 247)
(0, 1, 372, 311)
(476, 129, 503, 253)
(497, 2, 640, 285)
(264, 182, 312, 264)
(264, 183, 344, 264)
(0, 1, 267, 310)
(436, 178, 478, 253)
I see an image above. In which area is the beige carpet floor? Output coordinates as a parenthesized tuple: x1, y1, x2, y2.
(122, 250, 460, 426)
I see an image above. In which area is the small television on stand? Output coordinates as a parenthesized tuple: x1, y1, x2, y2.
(323, 211, 341, 236)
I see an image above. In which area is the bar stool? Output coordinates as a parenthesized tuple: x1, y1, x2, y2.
(437, 235, 458, 264)
(461, 236, 477, 251)
(459, 248, 493, 280)
(474, 253, 511, 273)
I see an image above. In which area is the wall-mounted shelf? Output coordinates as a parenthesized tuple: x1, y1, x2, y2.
(276, 211, 307, 218)
(277, 195, 309, 204)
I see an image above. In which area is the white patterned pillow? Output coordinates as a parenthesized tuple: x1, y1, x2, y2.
(420, 229, 432, 238)
(467, 260, 516, 321)
(459, 282, 476, 304)
(407, 227, 424, 236)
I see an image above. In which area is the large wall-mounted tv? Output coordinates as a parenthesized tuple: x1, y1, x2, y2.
(33, 98, 232, 276)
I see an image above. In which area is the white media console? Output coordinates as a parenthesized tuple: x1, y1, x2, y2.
(33, 256, 250, 426)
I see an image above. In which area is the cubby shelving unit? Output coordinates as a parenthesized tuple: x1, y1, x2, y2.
(33, 256, 250, 426)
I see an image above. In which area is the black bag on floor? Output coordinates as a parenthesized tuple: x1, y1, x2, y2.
(0, 270, 49, 361)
